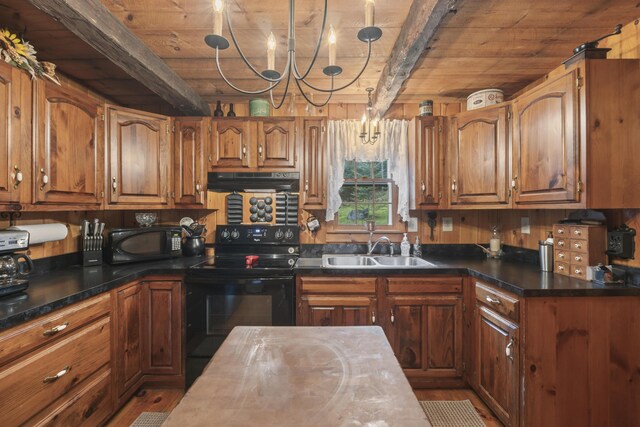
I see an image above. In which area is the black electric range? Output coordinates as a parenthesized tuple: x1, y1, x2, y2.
(184, 225, 299, 387)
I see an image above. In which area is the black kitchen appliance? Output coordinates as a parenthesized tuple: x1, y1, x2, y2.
(208, 171, 300, 192)
(185, 224, 299, 388)
(0, 230, 32, 297)
(607, 224, 636, 259)
(105, 226, 182, 265)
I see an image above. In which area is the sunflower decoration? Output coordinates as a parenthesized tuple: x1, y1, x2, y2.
(0, 28, 60, 85)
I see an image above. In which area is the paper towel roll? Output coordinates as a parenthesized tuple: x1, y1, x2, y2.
(8, 223, 69, 245)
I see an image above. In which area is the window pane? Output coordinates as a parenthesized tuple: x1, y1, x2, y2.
(373, 204, 391, 225)
(343, 160, 355, 179)
(356, 161, 373, 179)
(356, 185, 373, 203)
(338, 203, 357, 225)
(339, 184, 356, 202)
(373, 183, 390, 202)
(373, 161, 389, 178)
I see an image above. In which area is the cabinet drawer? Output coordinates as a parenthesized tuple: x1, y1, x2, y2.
(569, 226, 588, 239)
(570, 239, 588, 253)
(554, 225, 569, 238)
(555, 250, 569, 262)
(555, 261, 570, 275)
(555, 238, 569, 249)
(0, 316, 111, 426)
(32, 367, 113, 427)
(570, 265, 587, 279)
(570, 252, 588, 266)
(475, 282, 519, 322)
(0, 293, 110, 366)
(386, 277, 463, 294)
(299, 277, 376, 294)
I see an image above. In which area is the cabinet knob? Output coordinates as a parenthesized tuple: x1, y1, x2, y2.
(451, 178, 457, 193)
(258, 144, 263, 158)
(558, 252, 565, 259)
(558, 265, 565, 271)
(574, 242, 582, 249)
(421, 181, 426, 192)
(574, 255, 582, 262)
(505, 338, 514, 361)
(390, 309, 395, 324)
(242, 145, 247, 158)
(558, 240, 565, 246)
(196, 181, 201, 192)
(112, 177, 117, 192)
(39, 168, 49, 191)
(575, 268, 583, 275)
(573, 229, 582, 236)
(371, 312, 376, 324)
(557, 228, 565, 234)
(43, 365, 71, 383)
(511, 175, 518, 192)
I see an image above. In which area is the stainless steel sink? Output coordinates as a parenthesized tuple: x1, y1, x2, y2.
(321, 255, 435, 269)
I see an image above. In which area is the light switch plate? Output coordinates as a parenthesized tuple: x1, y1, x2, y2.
(521, 217, 531, 234)
(442, 217, 453, 232)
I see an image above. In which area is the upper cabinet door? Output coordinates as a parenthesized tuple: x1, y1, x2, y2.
(174, 118, 207, 207)
(449, 105, 510, 207)
(0, 63, 19, 204)
(33, 81, 103, 205)
(512, 68, 580, 205)
(256, 119, 296, 169)
(414, 117, 443, 207)
(301, 118, 326, 209)
(209, 119, 251, 169)
(107, 106, 170, 205)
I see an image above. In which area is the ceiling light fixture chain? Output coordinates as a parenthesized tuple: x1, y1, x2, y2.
(205, 0, 382, 109)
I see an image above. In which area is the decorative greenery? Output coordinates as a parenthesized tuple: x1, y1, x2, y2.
(0, 29, 60, 85)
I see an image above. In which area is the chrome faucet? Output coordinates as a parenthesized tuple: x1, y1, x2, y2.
(367, 233, 394, 256)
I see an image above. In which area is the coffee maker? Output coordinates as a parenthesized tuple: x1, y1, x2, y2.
(0, 230, 33, 297)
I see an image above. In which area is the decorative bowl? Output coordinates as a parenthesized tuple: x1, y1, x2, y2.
(135, 212, 157, 227)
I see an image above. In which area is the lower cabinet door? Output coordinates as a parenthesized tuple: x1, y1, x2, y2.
(299, 295, 377, 327)
(386, 295, 463, 385)
(142, 281, 183, 376)
(474, 304, 519, 427)
(114, 282, 145, 398)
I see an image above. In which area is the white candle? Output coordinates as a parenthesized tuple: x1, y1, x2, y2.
(361, 113, 367, 134)
(328, 25, 337, 66)
(213, 0, 224, 36)
(365, 0, 375, 27)
(267, 32, 276, 70)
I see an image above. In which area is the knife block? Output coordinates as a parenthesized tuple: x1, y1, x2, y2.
(82, 250, 103, 267)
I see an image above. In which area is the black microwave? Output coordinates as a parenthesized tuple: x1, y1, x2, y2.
(106, 227, 182, 265)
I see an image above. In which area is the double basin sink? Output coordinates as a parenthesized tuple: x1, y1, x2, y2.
(321, 254, 435, 269)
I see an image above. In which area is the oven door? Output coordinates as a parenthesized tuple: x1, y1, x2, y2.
(185, 274, 294, 387)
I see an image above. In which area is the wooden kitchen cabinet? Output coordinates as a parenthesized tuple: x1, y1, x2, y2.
(300, 295, 377, 326)
(256, 118, 296, 169)
(449, 105, 510, 208)
(113, 281, 145, 399)
(142, 280, 183, 376)
(174, 117, 207, 207)
(33, 80, 104, 207)
(0, 61, 31, 208)
(209, 118, 251, 169)
(301, 118, 326, 209)
(107, 105, 171, 207)
(411, 116, 445, 208)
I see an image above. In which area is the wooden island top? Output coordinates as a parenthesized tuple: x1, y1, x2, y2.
(164, 326, 430, 427)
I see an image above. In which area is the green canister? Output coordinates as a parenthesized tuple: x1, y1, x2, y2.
(250, 99, 270, 116)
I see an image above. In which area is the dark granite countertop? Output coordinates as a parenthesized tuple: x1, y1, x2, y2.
(295, 256, 640, 297)
(0, 256, 209, 331)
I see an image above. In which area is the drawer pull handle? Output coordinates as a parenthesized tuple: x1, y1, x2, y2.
(390, 309, 395, 324)
(559, 265, 565, 271)
(505, 338, 514, 361)
(43, 366, 71, 383)
(574, 256, 582, 262)
(558, 241, 565, 246)
(558, 253, 565, 259)
(485, 296, 501, 305)
(573, 230, 582, 236)
(43, 322, 69, 336)
(421, 181, 426, 193)
(574, 243, 582, 249)
(557, 228, 564, 234)
(575, 269, 583, 275)
(371, 312, 376, 324)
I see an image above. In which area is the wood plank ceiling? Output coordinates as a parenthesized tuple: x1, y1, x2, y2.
(1, 0, 638, 112)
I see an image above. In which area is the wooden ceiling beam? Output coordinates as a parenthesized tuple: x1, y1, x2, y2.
(26, 0, 211, 115)
(373, 0, 459, 115)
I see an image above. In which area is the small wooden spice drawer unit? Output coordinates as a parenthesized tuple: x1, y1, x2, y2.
(553, 224, 607, 278)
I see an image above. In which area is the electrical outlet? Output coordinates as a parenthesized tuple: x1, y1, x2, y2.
(521, 217, 530, 234)
(442, 217, 453, 232)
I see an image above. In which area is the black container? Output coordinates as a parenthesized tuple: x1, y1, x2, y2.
(214, 100, 224, 117)
(183, 237, 205, 257)
(227, 103, 236, 117)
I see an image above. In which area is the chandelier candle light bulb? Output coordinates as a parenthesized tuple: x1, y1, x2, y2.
(213, 0, 224, 36)
(267, 32, 277, 71)
(328, 26, 337, 67)
(365, 0, 375, 27)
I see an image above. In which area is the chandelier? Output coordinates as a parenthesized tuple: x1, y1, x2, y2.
(360, 88, 380, 144)
(205, 0, 383, 109)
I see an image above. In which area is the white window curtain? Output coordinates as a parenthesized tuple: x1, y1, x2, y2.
(326, 119, 411, 222)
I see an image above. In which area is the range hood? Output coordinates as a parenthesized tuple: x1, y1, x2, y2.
(207, 172, 300, 193)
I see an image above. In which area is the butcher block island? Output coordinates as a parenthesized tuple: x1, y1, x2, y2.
(164, 326, 430, 427)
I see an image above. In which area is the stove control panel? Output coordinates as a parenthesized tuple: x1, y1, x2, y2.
(216, 225, 299, 245)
